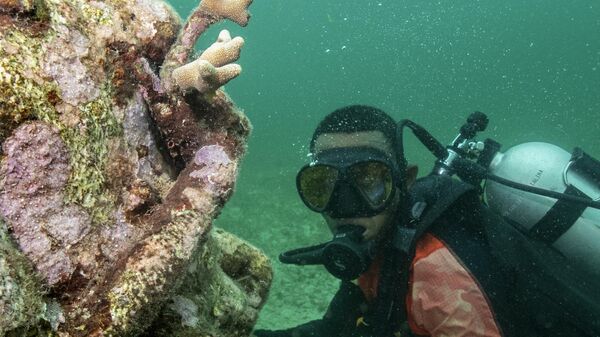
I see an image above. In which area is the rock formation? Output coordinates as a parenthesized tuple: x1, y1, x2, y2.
(0, 0, 271, 336)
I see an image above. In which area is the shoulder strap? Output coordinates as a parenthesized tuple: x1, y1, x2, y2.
(366, 175, 479, 337)
(394, 175, 478, 255)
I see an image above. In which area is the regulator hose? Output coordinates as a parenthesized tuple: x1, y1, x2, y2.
(453, 156, 600, 210)
(397, 118, 600, 211)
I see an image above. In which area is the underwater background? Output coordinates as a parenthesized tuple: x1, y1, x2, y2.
(168, 0, 600, 330)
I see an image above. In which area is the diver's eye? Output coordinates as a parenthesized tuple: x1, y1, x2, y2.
(297, 165, 339, 211)
(349, 161, 393, 208)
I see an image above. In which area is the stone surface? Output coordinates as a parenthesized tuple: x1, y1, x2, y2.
(145, 228, 272, 337)
(0, 0, 271, 336)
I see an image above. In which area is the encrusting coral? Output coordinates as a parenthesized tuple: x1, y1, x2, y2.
(0, 0, 272, 336)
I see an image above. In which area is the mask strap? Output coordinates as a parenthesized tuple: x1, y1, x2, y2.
(394, 120, 409, 190)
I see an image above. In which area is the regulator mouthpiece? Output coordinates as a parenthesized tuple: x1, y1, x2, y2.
(279, 225, 375, 280)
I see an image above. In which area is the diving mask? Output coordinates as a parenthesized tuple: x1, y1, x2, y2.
(297, 147, 400, 218)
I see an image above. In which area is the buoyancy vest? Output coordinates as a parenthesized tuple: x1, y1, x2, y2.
(360, 174, 600, 337)
(358, 175, 533, 337)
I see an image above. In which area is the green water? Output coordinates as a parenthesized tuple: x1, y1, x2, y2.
(168, 0, 600, 330)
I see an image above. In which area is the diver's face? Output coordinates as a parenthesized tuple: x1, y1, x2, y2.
(313, 131, 399, 241)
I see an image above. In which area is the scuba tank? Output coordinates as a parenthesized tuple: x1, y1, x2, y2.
(484, 142, 600, 276)
(396, 112, 600, 276)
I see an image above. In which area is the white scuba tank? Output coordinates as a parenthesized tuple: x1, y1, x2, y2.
(484, 142, 600, 276)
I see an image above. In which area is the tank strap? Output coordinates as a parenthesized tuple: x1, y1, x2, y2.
(570, 147, 600, 186)
(528, 146, 600, 245)
(529, 185, 590, 244)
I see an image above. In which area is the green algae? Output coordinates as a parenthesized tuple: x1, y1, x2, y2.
(0, 219, 46, 335)
(80, 1, 113, 26)
(106, 209, 205, 335)
(0, 31, 51, 147)
(60, 88, 122, 225)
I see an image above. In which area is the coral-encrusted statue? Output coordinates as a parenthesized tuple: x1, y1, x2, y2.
(0, 0, 271, 336)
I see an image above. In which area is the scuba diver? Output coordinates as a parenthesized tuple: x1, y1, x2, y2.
(254, 105, 600, 337)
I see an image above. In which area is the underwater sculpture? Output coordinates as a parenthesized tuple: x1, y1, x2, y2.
(0, 0, 271, 336)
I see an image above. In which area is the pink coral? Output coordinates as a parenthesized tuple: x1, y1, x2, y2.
(0, 122, 92, 286)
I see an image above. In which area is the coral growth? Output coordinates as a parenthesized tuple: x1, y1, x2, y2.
(172, 30, 245, 94)
(0, 0, 271, 336)
(200, 0, 253, 26)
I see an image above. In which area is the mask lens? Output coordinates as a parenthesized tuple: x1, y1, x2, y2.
(298, 165, 339, 211)
(349, 161, 394, 208)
